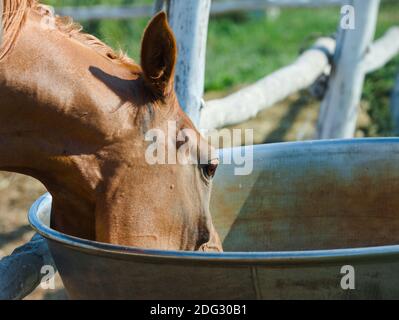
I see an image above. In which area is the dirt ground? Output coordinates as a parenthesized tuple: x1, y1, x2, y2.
(0, 92, 370, 300)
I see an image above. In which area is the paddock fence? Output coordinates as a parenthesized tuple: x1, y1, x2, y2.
(55, 0, 399, 137)
(56, 0, 345, 21)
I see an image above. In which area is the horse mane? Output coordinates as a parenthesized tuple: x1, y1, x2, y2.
(0, 0, 136, 67)
(0, 0, 31, 61)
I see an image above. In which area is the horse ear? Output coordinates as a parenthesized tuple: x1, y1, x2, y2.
(141, 11, 177, 97)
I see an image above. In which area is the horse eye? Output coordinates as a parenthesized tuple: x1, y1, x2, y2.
(203, 159, 219, 179)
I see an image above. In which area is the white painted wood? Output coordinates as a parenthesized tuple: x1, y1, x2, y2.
(167, 0, 211, 125)
(153, 0, 165, 14)
(56, 5, 153, 21)
(211, 0, 343, 16)
(0, 234, 56, 300)
(316, 0, 381, 139)
(391, 72, 399, 135)
(364, 27, 399, 74)
(199, 26, 399, 130)
(56, 0, 344, 22)
(200, 37, 336, 130)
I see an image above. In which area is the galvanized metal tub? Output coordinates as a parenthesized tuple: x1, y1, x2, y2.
(29, 138, 399, 299)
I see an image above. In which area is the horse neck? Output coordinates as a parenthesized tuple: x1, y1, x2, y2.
(0, 12, 121, 238)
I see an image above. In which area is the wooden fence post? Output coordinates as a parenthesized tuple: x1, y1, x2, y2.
(316, 0, 380, 139)
(153, 0, 165, 14)
(166, 0, 211, 126)
(0, 234, 56, 300)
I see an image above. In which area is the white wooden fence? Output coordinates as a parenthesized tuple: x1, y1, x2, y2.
(204, 0, 399, 138)
(202, 25, 399, 130)
(317, 0, 381, 139)
(56, 0, 399, 134)
(56, 0, 344, 21)
(200, 37, 336, 129)
(2, 0, 399, 300)
(167, 0, 211, 123)
(0, 234, 55, 300)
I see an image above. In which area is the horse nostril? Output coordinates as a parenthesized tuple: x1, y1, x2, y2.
(195, 225, 211, 251)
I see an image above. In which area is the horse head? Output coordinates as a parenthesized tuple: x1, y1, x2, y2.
(0, 1, 222, 252)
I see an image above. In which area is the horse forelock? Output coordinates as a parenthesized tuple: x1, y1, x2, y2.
(0, 0, 137, 69)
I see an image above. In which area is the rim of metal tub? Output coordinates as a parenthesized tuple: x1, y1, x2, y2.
(29, 138, 399, 266)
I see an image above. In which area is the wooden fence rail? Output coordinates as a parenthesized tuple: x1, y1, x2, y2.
(316, 0, 381, 139)
(0, 234, 56, 300)
(56, 0, 344, 21)
(364, 27, 399, 74)
(200, 37, 336, 130)
(200, 26, 399, 130)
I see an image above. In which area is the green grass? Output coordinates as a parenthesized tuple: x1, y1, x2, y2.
(362, 1, 399, 137)
(362, 56, 399, 137)
(205, 8, 339, 91)
(44, 0, 399, 136)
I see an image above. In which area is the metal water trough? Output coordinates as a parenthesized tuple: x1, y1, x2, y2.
(29, 138, 399, 299)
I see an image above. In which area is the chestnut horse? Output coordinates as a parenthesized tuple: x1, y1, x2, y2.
(0, 0, 222, 252)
